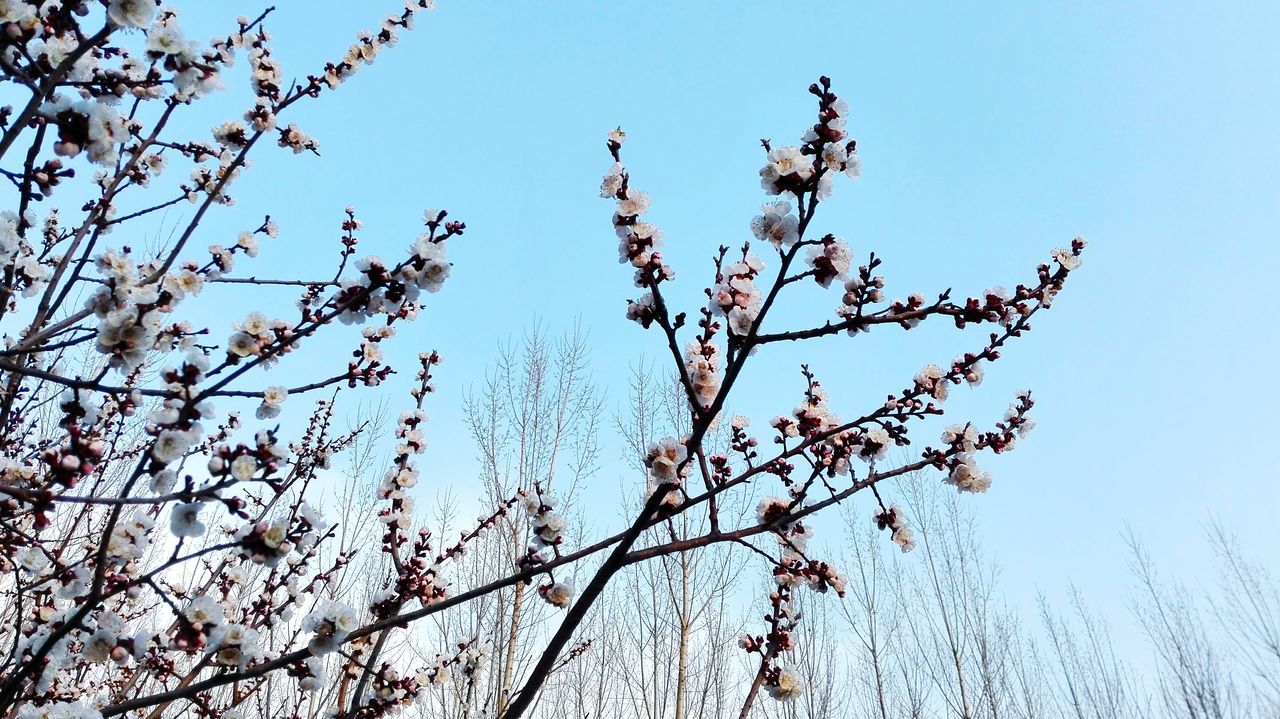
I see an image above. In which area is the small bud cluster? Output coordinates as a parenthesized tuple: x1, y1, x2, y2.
(874, 504, 917, 552)
(739, 583, 805, 703)
(757, 497, 845, 596)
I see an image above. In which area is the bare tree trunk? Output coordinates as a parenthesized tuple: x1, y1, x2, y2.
(675, 626, 690, 719)
(497, 581, 527, 718)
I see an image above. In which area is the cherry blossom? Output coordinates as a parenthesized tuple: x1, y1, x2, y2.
(0, 12, 1087, 712)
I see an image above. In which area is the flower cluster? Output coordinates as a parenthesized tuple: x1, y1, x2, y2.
(710, 251, 765, 336)
(402, 211, 453, 293)
(87, 248, 203, 372)
(913, 363, 951, 402)
(277, 122, 318, 155)
(772, 373, 898, 477)
(315, 1, 437, 89)
(206, 623, 265, 671)
(207, 429, 288, 485)
(228, 311, 293, 362)
(27, 4, 239, 175)
(38, 96, 129, 165)
(805, 234, 853, 288)
(769, 668, 805, 702)
(103, 511, 155, 568)
(378, 407, 429, 536)
(521, 488, 567, 563)
(684, 340, 721, 408)
(783, 378, 839, 438)
(0, 211, 51, 299)
(602, 129, 675, 327)
(172, 595, 227, 652)
(538, 578, 575, 609)
(739, 582, 807, 703)
(256, 385, 288, 419)
(148, 353, 219, 468)
(365, 352, 494, 620)
(15, 701, 103, 719)
(759, 145, 815, 198)
(302, 601, 361, 655)
(757, 497, 845, 596)
(644, 436, 689, 508)
(932, 391, 1036, 494)
(234, 502, 322, 567)
(355, 663, 429, 718)
(947, 454, 993, 493)
(758, 76, 859, 200)
(330, 208, 462, 327)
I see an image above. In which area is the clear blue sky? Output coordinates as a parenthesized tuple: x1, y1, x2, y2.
(166, 0, 1279, 651)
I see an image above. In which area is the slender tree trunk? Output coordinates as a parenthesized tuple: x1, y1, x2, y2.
(498, 580, 528, 718)
(675, 618, 690, 719)
(674, 550, 692, 719)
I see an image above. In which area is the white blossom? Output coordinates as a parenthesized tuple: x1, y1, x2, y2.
(15, 547, 48, 574)
(769, 668, 804, 701)
(184, 595, 225, 626)
(1052, 246, 1082, 271)
(947, 455, 992, 493)
(542, 579, 574, 608)
(760, 146, 814, 196)
(107, 0, 155, 29)
(750, 201, 800, 248)
(170, 502, 207, 538)
(152, 429, 194, 464)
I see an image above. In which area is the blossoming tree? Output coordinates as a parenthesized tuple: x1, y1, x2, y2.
(0, 2, 1085, 718)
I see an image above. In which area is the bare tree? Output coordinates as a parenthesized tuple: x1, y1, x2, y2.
(1129, 533, 1258, 719)
(1037, 587, 1147, 719)
(452, 326, 603, 718)
(1206, 524, 1280, 712)
(835, 510, 906, 719)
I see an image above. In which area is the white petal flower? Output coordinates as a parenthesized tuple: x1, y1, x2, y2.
(183, 595, 225, 625)
(108, 0, 155, 29)
(1052, 246, 1082, 271)
(15, 547, 49, 573)
(262, 386, 288, 406)
(769, 668, 804, 701)
(543, 579, 575, 608)
(152, 429, 194, 464)
(230, 455, 257, 480)
(170, 502, 206, 538)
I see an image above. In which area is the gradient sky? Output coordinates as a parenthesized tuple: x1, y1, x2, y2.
(155, 0, 1279, 659)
